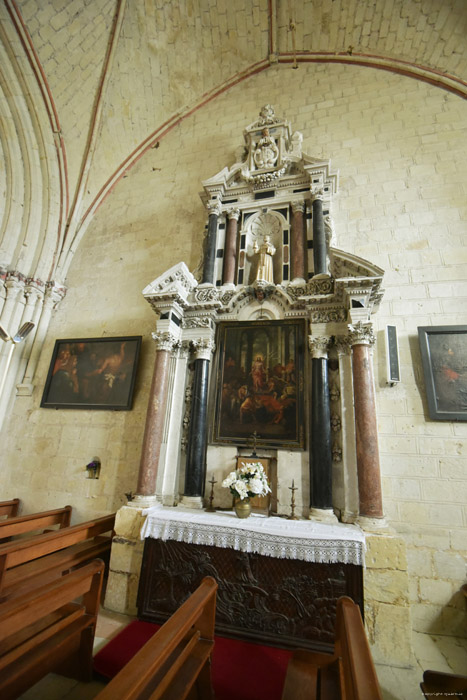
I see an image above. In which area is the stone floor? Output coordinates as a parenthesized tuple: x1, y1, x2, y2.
(18, 607, 467, 700)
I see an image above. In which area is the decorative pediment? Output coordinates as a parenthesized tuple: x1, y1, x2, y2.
(142, 262, 197, 310)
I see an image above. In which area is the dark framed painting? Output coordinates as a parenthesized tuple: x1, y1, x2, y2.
(418, 326, 467, 421)
(212, 319, 306, 449)
(41, 336, 142, 410)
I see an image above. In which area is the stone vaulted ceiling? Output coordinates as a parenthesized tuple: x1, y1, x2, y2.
(0, 0, 466, 286)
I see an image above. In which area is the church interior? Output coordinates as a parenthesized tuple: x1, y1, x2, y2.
(0, 1, 466, 698)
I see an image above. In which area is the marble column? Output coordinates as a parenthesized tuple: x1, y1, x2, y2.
(202, 200, 222, 285)
(312, 192, 327, 277)
(134, 331, 178, 504)
(349, 322, 384, 521)
(291, 201, 306, 282)
(222, 208, 240, 285)
(308, 336, 336, 521)
(182, 337, 215, 508)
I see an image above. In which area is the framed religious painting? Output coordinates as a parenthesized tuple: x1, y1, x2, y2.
(212, 319, 306, 449)
(418, 325, 467, 421)
(41, 336, 142, 410)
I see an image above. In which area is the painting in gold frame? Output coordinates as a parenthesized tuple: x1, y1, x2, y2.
(212, 319, 305, 449)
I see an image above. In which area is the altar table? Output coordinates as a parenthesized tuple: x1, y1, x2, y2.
(137, 506, 365, 652)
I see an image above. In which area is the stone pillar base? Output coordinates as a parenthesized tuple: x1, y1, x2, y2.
(180, 495, 204, 509)
(104, 505, 147, 616)
(356, 514, 392, 533)
(308, 507, 338, 524)
(127, 494, 159, 509)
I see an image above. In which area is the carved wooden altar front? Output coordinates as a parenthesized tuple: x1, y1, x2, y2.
(137, 508, 364, 653)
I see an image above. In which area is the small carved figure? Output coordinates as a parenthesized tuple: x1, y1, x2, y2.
(253, 235, 276, 283)
(253, 128, 279, 169)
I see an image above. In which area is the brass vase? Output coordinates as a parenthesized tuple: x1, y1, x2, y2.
(234, 498, 251, 519)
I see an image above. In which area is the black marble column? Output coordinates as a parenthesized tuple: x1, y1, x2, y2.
(312, 195, 327, 277)
(183, 339, 215, 499)
(202, 201, 221, 285)
(309, 337, 333, 510)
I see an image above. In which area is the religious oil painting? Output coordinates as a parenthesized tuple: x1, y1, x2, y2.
(213, 320, 305, 448)
(41, 336, 142, 410)
(418, 326, 467, 421)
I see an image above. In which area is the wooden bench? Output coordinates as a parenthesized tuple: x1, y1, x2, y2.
(421, 670, 467, 699)
(0, 513, 115, 600)
(95, 576, 218, 700)
(0, 558, 105, 700)
(0, 498, 20, 519)
(281, 596, 383, 700)
(0, 505, 72, 542)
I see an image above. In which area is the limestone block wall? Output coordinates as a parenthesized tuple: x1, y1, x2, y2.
(0, 62, 466, 639)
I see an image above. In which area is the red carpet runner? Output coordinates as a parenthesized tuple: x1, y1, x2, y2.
(94, 620, 293, 700)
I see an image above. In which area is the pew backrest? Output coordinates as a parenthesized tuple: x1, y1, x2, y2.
(282, 596, 383, 700)
(0, 513, 115, 596)
(95, 575, 218, 700)
(0, 499, 20, 519)
(335, 596, 383, 700)
(0, 505, 72, 539)
(0, 558, 104, 699)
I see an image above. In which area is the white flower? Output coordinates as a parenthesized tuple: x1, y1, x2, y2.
(222, 471, 237, 488)
(248, 477, 264, 494)
(234, 479, 249, 499)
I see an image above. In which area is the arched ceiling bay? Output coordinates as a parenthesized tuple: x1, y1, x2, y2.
(3, 0, 467, 283)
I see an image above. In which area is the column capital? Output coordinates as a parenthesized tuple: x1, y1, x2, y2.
(334, 335, 352, 355)
(44, 282, 67, 308)
(227, 208, 240, 221)
(348, 321, 375, 347)
(291, 200, 305, 214)
(311, 187, 324, 202)
(308, 335, 330, 359)
(191, 337, 216, 360)
(207, 200, 222, 217)
(152, 330, 179, 352)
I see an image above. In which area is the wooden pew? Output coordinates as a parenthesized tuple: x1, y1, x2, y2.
(95, 576, 218, 700)
(0, 505, 72, 541)
(0, 558, 104, 700)
(281, 596, 383, 700)
(0, 513, 115, 600)
(421, 670, 467, 699)
(0, 498, 20, 519)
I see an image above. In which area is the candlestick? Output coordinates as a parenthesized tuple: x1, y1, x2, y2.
(287, 479, 299, 520)
(205, 477, 217, 512)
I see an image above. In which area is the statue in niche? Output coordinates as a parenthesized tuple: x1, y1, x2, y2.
(253, 235, 276, 283)
(253, 128, 279, 169)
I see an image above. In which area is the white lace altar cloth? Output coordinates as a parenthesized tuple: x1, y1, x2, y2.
(140, 506, 365, 566)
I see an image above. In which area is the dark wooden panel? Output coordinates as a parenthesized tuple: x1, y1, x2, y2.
(137, 538, 363, 653)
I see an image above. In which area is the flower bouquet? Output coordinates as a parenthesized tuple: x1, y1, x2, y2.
(222, 461, 271, 501)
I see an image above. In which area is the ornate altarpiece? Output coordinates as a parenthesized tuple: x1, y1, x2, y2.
(135, 106, 386, 649)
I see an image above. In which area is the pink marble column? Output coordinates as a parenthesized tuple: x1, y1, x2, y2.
(291, 201, 306, 281)
(136, 332, 176, 497)
(222, 208, 240, 285)
(349, 323, 384, 519)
